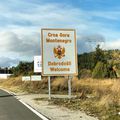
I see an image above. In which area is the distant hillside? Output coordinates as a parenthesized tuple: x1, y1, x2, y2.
(9, 45, 120, 79)
(78, 47, 120, 78)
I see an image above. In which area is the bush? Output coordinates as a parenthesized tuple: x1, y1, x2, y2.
(92, 62, 108, 78)
(78, 69, 92, 79)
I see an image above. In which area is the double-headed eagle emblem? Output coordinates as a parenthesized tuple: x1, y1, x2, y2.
(53, 45, 65, 59)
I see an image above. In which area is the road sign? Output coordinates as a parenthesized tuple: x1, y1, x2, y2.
(31, 75, 41, 81)
(34, 56, 42, 73)
(22, 76, 31, 81)
(41, 28, 78, 76)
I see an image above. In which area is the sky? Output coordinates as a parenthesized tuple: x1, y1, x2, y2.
(0, 0, 120, 67)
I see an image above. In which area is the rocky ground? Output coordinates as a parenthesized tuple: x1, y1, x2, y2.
(15, 93, 98, 120)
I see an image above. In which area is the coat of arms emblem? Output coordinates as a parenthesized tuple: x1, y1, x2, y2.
(53, 45, 65, 59)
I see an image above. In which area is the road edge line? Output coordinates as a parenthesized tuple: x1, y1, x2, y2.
(0, 88, 50, 120)
(19, 99, 49, 120)
(0, 88, 16, 96)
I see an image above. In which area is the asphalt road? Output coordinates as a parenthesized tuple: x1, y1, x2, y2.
(0, 89, 42, 120)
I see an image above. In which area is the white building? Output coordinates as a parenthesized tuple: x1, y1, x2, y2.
(0, 74, 12, 79)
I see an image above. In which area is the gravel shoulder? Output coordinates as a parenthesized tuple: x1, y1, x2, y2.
(16, 93, 98, 120)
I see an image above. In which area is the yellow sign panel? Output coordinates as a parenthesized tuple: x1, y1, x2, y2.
(41, 28, 78, 76)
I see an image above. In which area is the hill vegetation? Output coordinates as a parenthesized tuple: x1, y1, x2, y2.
(10, 45, 120, 79)
(78, 45, 120, 79)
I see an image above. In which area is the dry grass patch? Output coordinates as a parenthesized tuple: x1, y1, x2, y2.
(0, 76, 23, 92)
(1, 76, 120, 120)
(52, 77, 68, 92)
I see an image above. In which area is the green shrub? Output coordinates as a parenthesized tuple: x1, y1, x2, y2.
(78, 69, 92, 79)
(92, 62, 108, 78)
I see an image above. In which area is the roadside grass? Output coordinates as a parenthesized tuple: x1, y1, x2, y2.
(0, 76, 120, 120)
(51, 77, 120, 120)
(0, 77, 23, 93)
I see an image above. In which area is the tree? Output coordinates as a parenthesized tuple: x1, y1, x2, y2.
(92, 62, 108, 78)
(94, 44, 106, 65)
(11, 61, 34, 76)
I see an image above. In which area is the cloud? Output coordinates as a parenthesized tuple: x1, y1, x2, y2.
(0, 1, 119, 38)
(77, 34, 105, 53)
(105, 39, 120, 50)
(0, 31, 40, 57)
(0, 57, 19, 67)
(0, 0, 120, 67)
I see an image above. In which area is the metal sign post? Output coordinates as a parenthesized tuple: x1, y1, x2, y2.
(68, 76, 72, 99)
(48, 76, 51, 100)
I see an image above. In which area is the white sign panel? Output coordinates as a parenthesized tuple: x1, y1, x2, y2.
(31, 75, 41, 81)
(41, 28, 78, 76)
(34, 56, 42, 73)
(22, 76, 31, 81)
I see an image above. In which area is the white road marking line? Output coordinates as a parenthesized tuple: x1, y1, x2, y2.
(0, 89, 49, 120)
(19, 100, 49, 120)
(0, 88, 16, 96)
